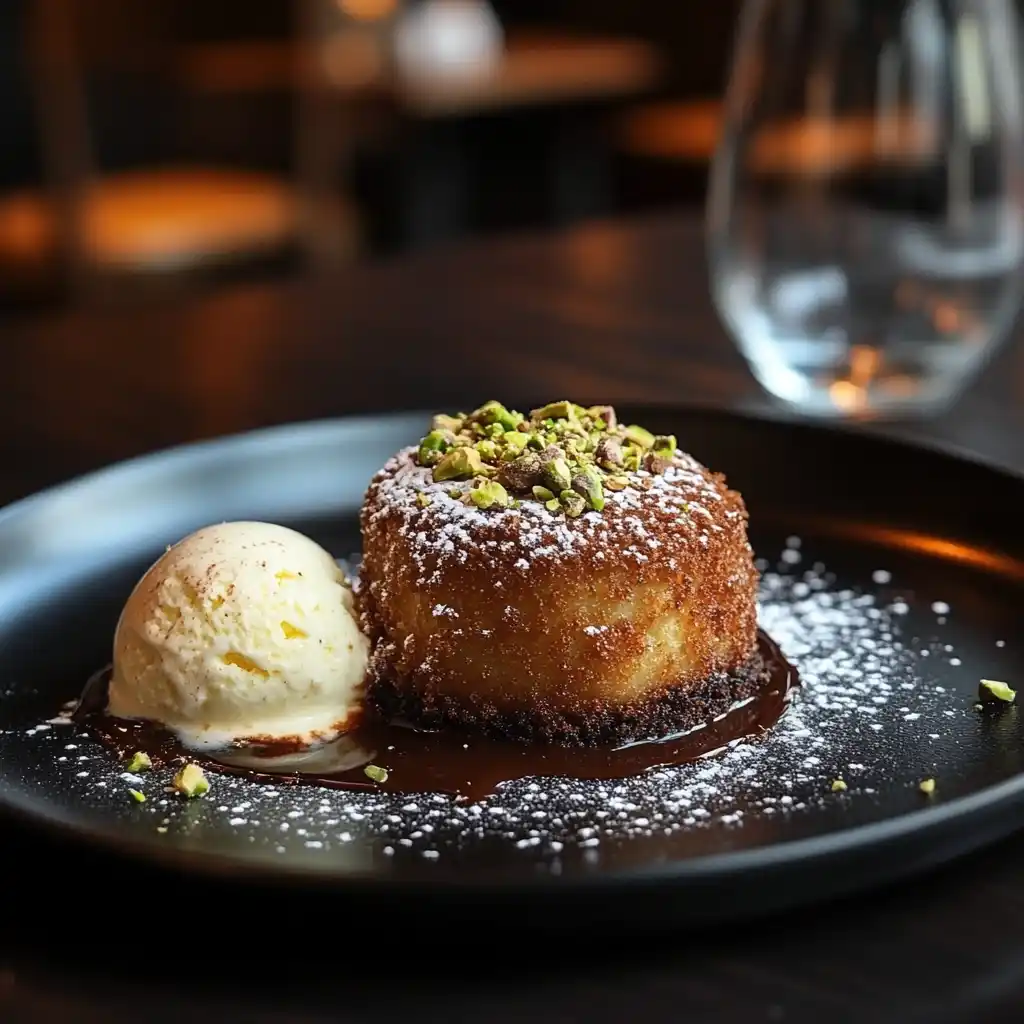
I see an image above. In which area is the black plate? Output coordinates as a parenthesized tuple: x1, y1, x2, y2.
(1, 407, 1023, 930)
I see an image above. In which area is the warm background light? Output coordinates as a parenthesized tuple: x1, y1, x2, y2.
(336, 0, 399, 22)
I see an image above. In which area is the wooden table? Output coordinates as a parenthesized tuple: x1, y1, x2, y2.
(2, 213, 1024, 1021)
(179, 33, 662, 113)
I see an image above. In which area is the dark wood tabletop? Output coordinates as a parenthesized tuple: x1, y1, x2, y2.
(2, 212, 1024, 1022)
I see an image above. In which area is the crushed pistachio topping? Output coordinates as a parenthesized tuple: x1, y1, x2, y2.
(979, 679, 1016, 704)
(125, 751, 152, 773)
(831, 779, 848, 793)
(173, 763, 210, 798)
(128, 788, 146, 803)
(413, 400, 679, 515)
(364, 764, 389, 784)
(919, 778, 936, 795)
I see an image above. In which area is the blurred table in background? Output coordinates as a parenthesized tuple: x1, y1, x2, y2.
(1, 211, 1024, 1021)
(179, 31, 662, 111)
(180, 29, 664, 245)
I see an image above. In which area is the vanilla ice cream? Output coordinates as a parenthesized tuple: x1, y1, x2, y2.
(109, 521, 368, 748)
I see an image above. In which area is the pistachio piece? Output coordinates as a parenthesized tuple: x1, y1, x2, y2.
(432, 413, 462, 433)
(497, 452, 544, 492)
(919, 778, 936, 795)
(572, 468, 605, 512)
(563, 437, 584, 460)
(125, 751, 152, 773)
(364, 764, 389, 783)
(621, 447, 643, 472)
(474, 439, 499, 461)
(415, 492, 432, 508)
(173, 763, 209, 798)
(473, 400, 521, 431)
(623, 424, 655, 448)
(531, 400, 576, 421)
(560, 489, 587, 518)
(503, 431, 529, 455)
(595, 436, 623, 469)
(417, 429, 450, 467)
(433, 446, 484, 482)
(643, 452, 672, 475)
(979, 679, 1016, 703)
(545, 498, 562, 513)
(469, 479, 510, 510)
(128, 788, 146, 803)
(418, 403, 670, 518)
(830, 779, 848, 793)
(544, 457, 573, 492)
(653, 434, 677, 456)
(588, 405, 617, 430)
(497, 406, 524, 431)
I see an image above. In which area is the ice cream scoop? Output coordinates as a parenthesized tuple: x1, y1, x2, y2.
(109, 521, 368, 748)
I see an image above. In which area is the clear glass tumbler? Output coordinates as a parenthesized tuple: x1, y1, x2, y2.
(707, 0, 1024, 418)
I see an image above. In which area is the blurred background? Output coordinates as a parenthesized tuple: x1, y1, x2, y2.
(0, 0, 743, 316)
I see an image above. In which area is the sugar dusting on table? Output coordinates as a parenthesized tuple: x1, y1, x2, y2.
(3, 541, 996, 864)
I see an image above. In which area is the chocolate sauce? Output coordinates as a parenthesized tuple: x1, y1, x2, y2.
(73, 630, 797, 802)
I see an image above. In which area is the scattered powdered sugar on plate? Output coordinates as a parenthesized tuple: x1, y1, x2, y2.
(0, 542, 996, 863)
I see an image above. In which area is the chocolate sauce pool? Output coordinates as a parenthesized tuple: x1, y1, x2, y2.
(73, 631, 797, 802)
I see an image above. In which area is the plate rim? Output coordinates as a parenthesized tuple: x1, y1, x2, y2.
(5, 749, 1024, 893)
(2, 402, 1023, 533)
(3, 405, 1024, 892)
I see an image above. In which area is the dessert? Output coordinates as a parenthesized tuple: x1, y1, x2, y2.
(108, 521, 368, 748)
(359, 400, 763, 743)
(72, 400, 797, 803)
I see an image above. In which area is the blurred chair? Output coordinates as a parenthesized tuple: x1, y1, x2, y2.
(0, 0, 359, 306)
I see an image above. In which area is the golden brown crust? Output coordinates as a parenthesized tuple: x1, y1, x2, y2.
(357, 446, 759, 744)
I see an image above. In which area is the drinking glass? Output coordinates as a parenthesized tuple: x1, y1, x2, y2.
(707, 0, 1024, 418)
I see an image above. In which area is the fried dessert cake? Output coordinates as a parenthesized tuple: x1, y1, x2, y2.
(358, 401, 764, 744)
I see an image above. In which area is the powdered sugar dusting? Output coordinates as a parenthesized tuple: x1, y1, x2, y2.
(2, 538, 1005, 869)
(366, 447, 728, 587)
